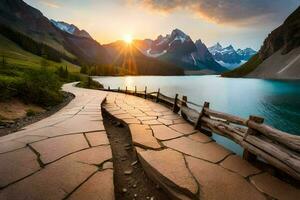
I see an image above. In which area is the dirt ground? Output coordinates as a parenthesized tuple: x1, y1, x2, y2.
(102, 111, 171, 200)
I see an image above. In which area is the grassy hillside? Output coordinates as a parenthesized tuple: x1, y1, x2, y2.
(0, 34, 84, 108)
(221, 54, 262, 77)
(0, 34, 80, 73)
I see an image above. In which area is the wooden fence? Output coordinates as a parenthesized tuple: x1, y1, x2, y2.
(102, 86, 300, 180)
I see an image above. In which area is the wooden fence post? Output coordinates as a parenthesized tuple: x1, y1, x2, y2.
(172, 94, 179, 113)
(144, 86, 147, 99)
(156, 88, 160, 102)
(181, 96, 188, 120)
(195, 102, 212, 136)
(108, 86, 110, 91)
(181, 96, 187, 107)
(135, 86, 137, 95)
(125, 86, 127, 94)
(118, 87, 120, 92)
(194, 101, 209, 128)
(243, 115, 264, 162)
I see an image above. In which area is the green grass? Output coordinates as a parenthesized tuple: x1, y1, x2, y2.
(0, 34, 80, 73)
(221, 54, 263, 77)
(0, 34, 86, 107)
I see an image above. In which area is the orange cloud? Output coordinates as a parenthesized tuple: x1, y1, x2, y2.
(128, 0, 299, 25)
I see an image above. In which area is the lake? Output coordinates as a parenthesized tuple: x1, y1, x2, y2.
(95, 75, 300, 155)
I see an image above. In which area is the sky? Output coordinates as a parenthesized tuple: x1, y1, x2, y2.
(24, 0, 300, 50)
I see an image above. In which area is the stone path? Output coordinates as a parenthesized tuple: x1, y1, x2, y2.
(0, 83, 114, 200)
(103, 92, 300, 200)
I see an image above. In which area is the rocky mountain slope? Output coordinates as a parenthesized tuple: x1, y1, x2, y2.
(136, 29, 228, 73)
(50, 20, 92, 39)
(0, 0, 110, 65)
(223, 6, 300, 79)
(208, 43, 256, 69)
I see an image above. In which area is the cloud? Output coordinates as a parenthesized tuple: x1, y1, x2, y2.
(128, 0, 300, 25)
(41, 0, 61, 8)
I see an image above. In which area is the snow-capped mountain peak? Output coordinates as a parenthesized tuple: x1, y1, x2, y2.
(208, 43, 257, 69)
(50, 20, 92, 39)
(208, 42, 223, 55)
(50, 20, 75, 34)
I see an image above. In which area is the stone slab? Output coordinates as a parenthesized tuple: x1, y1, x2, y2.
(142, 120, 163, 125)
(163, 137, 231, 163)
(188, 132, 212, 143)
(65, 146, 112, 165)
(169, 123, 197, 135)
(69, 170, 114, 200)
(85, 131, 109, 146)
(137, 116, 157, 121)
(157, 118, 173, 126)
(220, 155, 261, 177)
(55, 115, 105, 134)
(161, 114, 181, 120)
(31, 134, 89, 164)
(114, 113, 134, 119)
(0, 156, 97, 200)
(145, 111, 163, 117)
(0, 141, 25, 153)
(186, 156, 266, 200)
(122, 118, 141, 124)
(0, 148, 40, 187)
(103, 161, 114, 169)
(14, 135, 48, 144)
(151, 125, 183, 141)
(250, 172, 300, 200)
(129, 124, 161, 149)
(138, 149, 198, 197)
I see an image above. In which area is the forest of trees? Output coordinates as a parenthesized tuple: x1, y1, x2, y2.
(0, 24, 77, 63)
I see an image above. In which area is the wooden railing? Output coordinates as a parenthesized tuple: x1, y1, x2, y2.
(101, 86, 300, 180)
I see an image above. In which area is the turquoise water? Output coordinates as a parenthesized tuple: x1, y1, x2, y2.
(95, 75, 300, 154)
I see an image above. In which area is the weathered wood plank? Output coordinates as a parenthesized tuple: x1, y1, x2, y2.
(204, 108, 248, 126)
(248, 121, 300, 152)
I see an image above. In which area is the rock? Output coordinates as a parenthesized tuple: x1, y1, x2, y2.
(124, 169, 133, 175)
(131, 161, 138, 166)
(122, 188, 128, 193)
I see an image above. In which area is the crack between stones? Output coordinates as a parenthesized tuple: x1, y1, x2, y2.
(83, 133, 92, 148)
(27, 144, 45, 168)
(183, 155, 201, 199)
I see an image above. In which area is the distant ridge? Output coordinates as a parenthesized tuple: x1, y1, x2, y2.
(208, 43, 256, 69)
(223, 6, 300, 79)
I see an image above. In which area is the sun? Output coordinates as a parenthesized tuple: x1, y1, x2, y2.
(123, 34, 133, 44)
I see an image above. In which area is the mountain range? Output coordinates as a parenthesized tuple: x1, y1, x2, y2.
(135, 29, 228, 73)
(0, 0, 258, 76)
(223, 6, 300, 79)
(208, 43, 256, 69)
